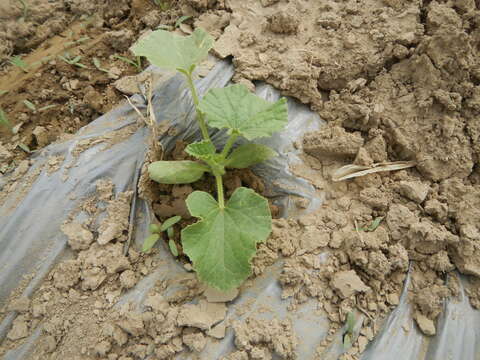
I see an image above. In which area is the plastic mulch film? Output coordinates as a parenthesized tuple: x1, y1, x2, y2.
(1, 60, 479, 359)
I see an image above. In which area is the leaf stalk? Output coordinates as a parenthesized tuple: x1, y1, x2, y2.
(221, 132, 239, 158)
(215, 174, 225, 209)
(185, 70, 211, 142)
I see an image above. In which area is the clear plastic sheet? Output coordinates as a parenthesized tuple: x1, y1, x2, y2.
(1, 60, 478, 359)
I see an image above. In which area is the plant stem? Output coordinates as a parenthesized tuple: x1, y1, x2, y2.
(221, 132, 238, 158)
(185, 72, 211, 142)
(215, 175, 225, 209)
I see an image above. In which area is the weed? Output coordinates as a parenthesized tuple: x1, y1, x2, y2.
(38, 104, 57, 112)
(58, 52, 89, 69)
(0, 109, 11, 131)
(16, 0, 28, 20)
(23, 99, 36, 112)
(8, 56, 29, 73)
(153, 0, 169, 11)
(175, 15, 192, 28)
(92, 57, 110, 74)
(357, 216, 384, 232)
(342, 312, 355, 349)
(143, 216, 181, 253)
(132, 28, 288, 291)
(17, 143, 31, 153)
(113, 55, 142, 72)
(65, 36, 90, 47)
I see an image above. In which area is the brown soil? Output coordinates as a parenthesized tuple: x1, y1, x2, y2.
(1, 0, 480, 359)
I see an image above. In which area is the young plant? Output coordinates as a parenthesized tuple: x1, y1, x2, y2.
(342, 311, 355, 349)
(23, 99, 36, 112)
(132, 28, 288, 291)
(143, 215, 182, 253)
(356, 216, 383, 232)
(8, 56, 29, 73)
(0, 108, 12, 131)
(175, 15, 192, 28)
(92, 57, 110, 74)
(58, 53, 89, 69)
(153, 0, 170, 10)
(113, 55, 142, 72)
(16, 0, 29, 20)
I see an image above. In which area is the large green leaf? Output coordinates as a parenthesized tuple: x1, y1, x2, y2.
(198, 84, 288, 140)
(181, 187, 272, 290)
(131, 28, 214, 72)
(148, 160, 209, 184)
(226, 144, 277, 169)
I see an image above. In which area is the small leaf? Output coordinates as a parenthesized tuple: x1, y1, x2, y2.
(367, 217, 383, 231)
(148, 160, 209, 184)
(185, 140, 216, 159)
(343, 334, 352, 350)
(168, 239, 179, 257)
(181, 187, 272, 291)
(142, 233, 160, 252)
(11, 122, 23, 134)
(161, 215, 182, 232)
(131, 28, 214, 73)
(0, 109, 11, 129)
(167, 227, 174, 239)
(175, 15, 192, 28)
(23, 100, 36, 111)
(0, 90, 8, 96)
(38, 104, 57, 112)
(226, 144, 277, 169)
(149, 224, 161, 234)
(185, 140, 225, 175)
(93, 57, 102, 68)
(18, 143, 31, 153)
(346, 312, 355, 334)
(198, 84, 288, 140)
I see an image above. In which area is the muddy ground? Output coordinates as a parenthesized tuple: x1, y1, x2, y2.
(1, 0, 480, 359)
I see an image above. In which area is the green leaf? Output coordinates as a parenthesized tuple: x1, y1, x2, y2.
(226, 144, 277, 169)
(185, 140, 225, 175)
(38, 104, 57, 112)
(343, 334, 352, 350)
(198, 84, 288, 140)
(23, 100, 36, 111)
(357, 217, 384, 232)
(346, 312, 355, 334)
(168, 239, 179, 257)
(181, 187, 272, 291)
(148, 160, 209, 184)
(185, 140, 216, 159)
(142, 233, 160, 252)
(149, 224, 161, 234)
(18, 143, 31, 153)
(160, 215, 181, 232)
(367, 217, 383, 231)
(0, 109, 11, 130)
(175, 15, 192, 28)
(167, 227, 174, 239)
(131, 28, 214, 73)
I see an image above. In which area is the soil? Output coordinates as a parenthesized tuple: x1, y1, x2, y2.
(1, 0, 480, 359)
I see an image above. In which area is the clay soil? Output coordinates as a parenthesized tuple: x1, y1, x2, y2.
(1, 0, 480, 359)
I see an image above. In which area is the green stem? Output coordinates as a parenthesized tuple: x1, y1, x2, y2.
(185, 72, 211, 142)
(221, 132, 238, 159)
(215, 175, 225, 209)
